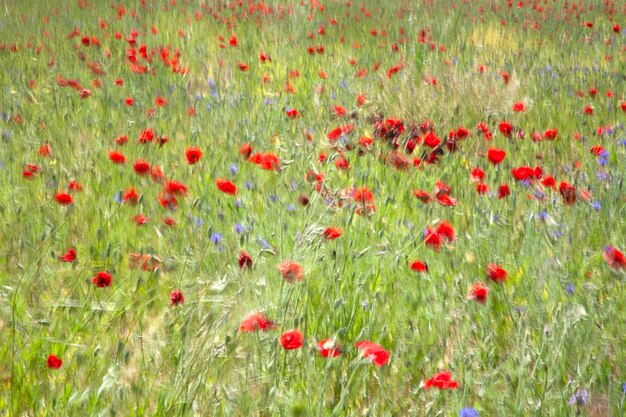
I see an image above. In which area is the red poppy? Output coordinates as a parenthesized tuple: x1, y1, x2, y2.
(286, 108, 300, 118)
(424, 228, 441, 251)
(138, 128, 155, 144)
(511, 166, 541, 181)
(239, 312, 276, 332)
(423, 371, 459, 389)
(541, 176, 556, 188)
(185, 146, 203, 164)
(487, 263, 508, 283)
(410, 260, 428, 273)
(471, 167, 485, 182)
(467, 282, 490, 303)
(109, 150, 126, 164)
(487, 148, 506, 165)
(558, 181, 576, 205)
(423, 131, 441, 148)
(165, 180, 188, 196)
(602, 245, 626, 271)
(59, 248, 77, 262)
(47, 354, 63, 369)
(434, 223, 453, 244)
(236, 251, 253, 269)
(498, 184, 510, 199)
(123, 187, 140, 204)
(589, 145, 605, 156)
(434, 181, 451, 197)
(413, 189, 433, 203)
(498, 121, 513, 137)
(354, 341, 390, 367)
(436, 194, 458, 206)
(132, 214, 149, 225)
(54, 192, 74, 206)
(68, 179, 83, 192)
(277, 261, 304, 283)
(240, 143, 252, 159)
(322, 227, 343, 240)
(170, 289, 184, 305)
(162, 217, 176, 227)
(38, 143, 52, 157)
(133, 159, 150, 175)
(476, 182, 489, 195)
(317, 338, 342, 358)
(216, 178, 237, 195)
(280, 329, 304, 350)
(92, 271, 112, 287)
(512, 102, 525, 112)
(544, 129, 558, 140)
(155, 96, 167, 107)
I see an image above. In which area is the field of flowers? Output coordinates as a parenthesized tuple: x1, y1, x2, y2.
(0, 0, 625, 416)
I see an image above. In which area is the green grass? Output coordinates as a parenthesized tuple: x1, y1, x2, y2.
(0, 0, 625, 416)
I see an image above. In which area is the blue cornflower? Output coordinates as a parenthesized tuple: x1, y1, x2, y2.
(286, 204, 296, 212)
(622, 382, 626, 394)
(339, 80, 349, 89)
(597, 151, 609, 166)
(114, 191, 123, 204)
(234, 198, 243, 208)
(569, 389, 588, 406)
(538, 211, 549, 221)
(269, 194, 279, 203)
(596, 170, 609, 181)
(191, 216, 204, 227)
(591, 201, 601, 211)
(566, 283, 575, 294)
(234, 223, 245, 234)
(459, 407, 479, 417)
(208, 78, 216, 89)
(245, 181, 254, 190)
(211, 232, 223, 245)
(228, 163, 239, 175)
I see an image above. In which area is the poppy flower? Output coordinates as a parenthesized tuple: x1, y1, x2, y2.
(317, 338, 342, 358)
(602, 245, 626, 271)
(185, 146, 203, 164)
(486, 263, 508, 283)
(498, 184, 510, 199)
(240, 143, 252, 159)
(436, 194, 458, 206)
(558, 181, 576, 205)
(280, 329, 304, 350)
(424, 228, 441, 251)
(286, 108, 300, 118)
(487, 148, 506, 165)
(512, 102, 525, 112)
(239, 312, 276, 332)
(410, 260, 428, 273)
(138, 128, 155, 144)
(434, 223, 453, 243)
(47, 354, 63, 369)
(238, 250, 253, 269)
(129, 253, 162, 272)
(170, 289, 184, 305)
(354, 341, 390, 367)
(92, 271, 112, 287)
(413, 189, 433, 203)
(277, 261, 304, 283)
(68, 180, 83, 192)
(541, 176, 556, 188)
(589, 145, 605, 156)
(162, 217, 177, 227)
(133, 159, 150, 175)
(165, 180, 187, 196)
(59, 248, 77, 262)
(498, 121, 513, 137)
(38, 143, 52, 157)
(467, 282, 490, 303)
(109, 150, 126, 164)
(475, 183, 488, 194)
(216, 178, 237, 195)
(471, 167, 485, 182)
(322, 227, 342, 240)
(54, 192, 74, 206)
(123, 187, 140, 204)
(423, 131, 441, 148)
(544, 129, 558, 140)
(422, 371, 459, 389)
(132, 214, 149, 225)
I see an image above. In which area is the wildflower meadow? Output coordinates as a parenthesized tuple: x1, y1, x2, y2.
(0, 0, 625, 416)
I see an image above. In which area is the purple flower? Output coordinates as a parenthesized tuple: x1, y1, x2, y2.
(458, 408, 479, 417)
(566, 283, 575, 294)
(286, 204, 296, 212)
(234, 223, 245, 234)
(228, 163, 239, 175)
(234, 198, 243, 208)
(210, 232, 223, 245)
(569, 389, 588, 406)
(538, 211, 549, 221)
(597, 151, 609, 166)
(245, 181, 254, 190)
(591, 201, 601, 211)
(114, 191, 123, 204)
